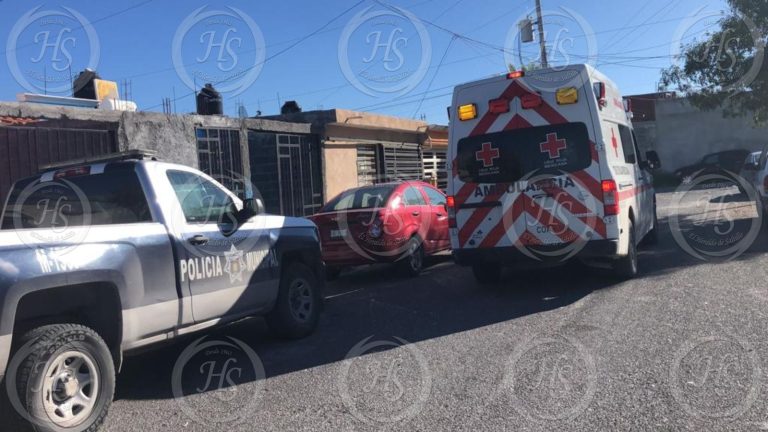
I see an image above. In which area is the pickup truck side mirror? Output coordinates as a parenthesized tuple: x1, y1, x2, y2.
(644, 151, 661, 170)
(240, 198, 265, 221)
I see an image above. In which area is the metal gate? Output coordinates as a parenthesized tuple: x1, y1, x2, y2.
(0, 126, 117, 208)
(382, 142, 422, 181)
(196, 128, 245, 197)
(356, 145, 381, 186)
(247, 132, 322, 217)
(277, 134, 322, 216)
(423, 149, 447, 191)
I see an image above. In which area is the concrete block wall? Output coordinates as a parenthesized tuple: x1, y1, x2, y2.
(634, 99, 768, 172)
(0, 102, 312, 181)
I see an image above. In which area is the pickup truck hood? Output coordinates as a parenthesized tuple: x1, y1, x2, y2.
(262, 215, 316, 229)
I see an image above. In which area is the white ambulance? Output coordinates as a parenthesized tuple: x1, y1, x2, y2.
(446, 64, 661, 283)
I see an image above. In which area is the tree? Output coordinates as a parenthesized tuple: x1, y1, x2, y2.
(660, 0, 768, 124)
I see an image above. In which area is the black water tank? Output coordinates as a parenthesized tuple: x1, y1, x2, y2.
(73, 69, 101, 99)
(196, 83, 223, 115)
(281, 100, 301, 115)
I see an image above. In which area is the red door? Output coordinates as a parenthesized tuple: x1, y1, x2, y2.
(421, 185, 451, 253)
(401, 185, 427, 248)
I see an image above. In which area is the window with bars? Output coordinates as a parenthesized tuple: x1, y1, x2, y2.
(423, 149, 448, 191)
(356, 143, 423, 186)
(195, 128, 245, 197)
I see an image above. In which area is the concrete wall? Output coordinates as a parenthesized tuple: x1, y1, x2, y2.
(634, 99, 768, 172)
(0, 101, 311, 174)
(322, 144, 359, 200)
(266, 108, 431, 134)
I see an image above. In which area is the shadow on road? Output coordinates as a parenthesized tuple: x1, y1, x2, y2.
(113, 204, 768, 403)
(113, 254, 616, 402)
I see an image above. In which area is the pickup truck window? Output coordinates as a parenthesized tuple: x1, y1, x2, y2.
(1, 165, 153, 229)
(166, 170, 235, 224)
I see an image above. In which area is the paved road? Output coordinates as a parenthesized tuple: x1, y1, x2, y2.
(6, 188, 768, 431)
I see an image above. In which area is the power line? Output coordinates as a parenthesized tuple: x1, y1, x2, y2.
(252, 0, 468, 114)
(606, 0, 682, 51)
(413, 36, 456, 118)
(1, 0, 156, 56)
(142, 0, 366, 112)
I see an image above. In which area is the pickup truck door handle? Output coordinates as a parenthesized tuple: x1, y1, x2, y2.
(189, 235, 209, 245)
(411, 211, 421, 216)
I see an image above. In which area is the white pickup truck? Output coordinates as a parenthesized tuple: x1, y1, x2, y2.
(0, 151, 325, 432)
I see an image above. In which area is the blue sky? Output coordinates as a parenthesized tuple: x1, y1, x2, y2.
(0, 0, 729, 123)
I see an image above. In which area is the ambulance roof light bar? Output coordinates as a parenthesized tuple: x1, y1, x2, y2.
(507, 70, 525, 79)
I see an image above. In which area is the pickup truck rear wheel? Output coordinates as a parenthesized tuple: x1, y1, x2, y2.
(9, 324, 115, 432)
(267, 263, 321, 339)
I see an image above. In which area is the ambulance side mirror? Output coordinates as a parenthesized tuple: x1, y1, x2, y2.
(594, 82, 607, 108)
(644, 151, 661, 170)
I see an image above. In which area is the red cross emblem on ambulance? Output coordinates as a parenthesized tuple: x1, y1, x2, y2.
(539, 133, 567, 159)
(475, 142, 500, 167)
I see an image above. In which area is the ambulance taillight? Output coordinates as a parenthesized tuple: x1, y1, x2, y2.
(488, 98, 509, 114)
(602, 180, 619, 216)
(521, 93, 542, 109)
(446, 196, 457, 228)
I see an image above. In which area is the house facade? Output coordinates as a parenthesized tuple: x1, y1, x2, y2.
(266, 109, 449, 202)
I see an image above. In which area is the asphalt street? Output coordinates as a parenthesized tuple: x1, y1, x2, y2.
(5, 187, 768, 431)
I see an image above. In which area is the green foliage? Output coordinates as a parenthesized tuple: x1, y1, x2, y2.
(660, 0, 768, 124)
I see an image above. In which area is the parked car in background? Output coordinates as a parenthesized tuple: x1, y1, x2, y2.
(309, 181, 450, 278)
(674, 149, 751, 184)
(740, 150, 768, 211)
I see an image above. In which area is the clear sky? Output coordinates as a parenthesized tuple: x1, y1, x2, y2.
(0, 0, 729, 124)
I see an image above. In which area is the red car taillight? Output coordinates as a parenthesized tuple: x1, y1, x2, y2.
(602, 180, 619, 216)
(446, 195, 457, 228)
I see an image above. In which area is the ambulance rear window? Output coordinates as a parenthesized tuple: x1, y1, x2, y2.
(456, 122, 592, 184)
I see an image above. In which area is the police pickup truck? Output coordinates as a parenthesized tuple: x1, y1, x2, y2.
(0, 151, 324, 432)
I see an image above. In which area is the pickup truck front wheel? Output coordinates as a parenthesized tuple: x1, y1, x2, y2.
(267, 262, 321, 339)
(9, 324, 115, 432)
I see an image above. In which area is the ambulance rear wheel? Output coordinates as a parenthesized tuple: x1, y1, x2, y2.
(472, 263, 502, 285)
(645, 204, 659, 246)
(614, 221, 638, 279)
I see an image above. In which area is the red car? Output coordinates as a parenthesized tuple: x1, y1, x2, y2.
(309, 181, 450, 278)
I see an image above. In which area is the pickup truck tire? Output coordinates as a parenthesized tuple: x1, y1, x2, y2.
(11, 324, 115, 432)
(267, 263, 321, 339)
(325, 266, 342, 281)
(614, 220, 639, 279)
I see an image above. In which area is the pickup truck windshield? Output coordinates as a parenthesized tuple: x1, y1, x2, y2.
(1, 164, 152, 229)
(456, 122, 592, 183)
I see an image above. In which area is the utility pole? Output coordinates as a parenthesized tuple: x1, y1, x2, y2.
(534, 0, 548, 68)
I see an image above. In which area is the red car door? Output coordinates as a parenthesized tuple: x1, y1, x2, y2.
(401, 185, 427, 248)
(421, 185, 450, 252)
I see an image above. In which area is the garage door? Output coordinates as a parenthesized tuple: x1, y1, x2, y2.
(0, 126, 117, 209)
